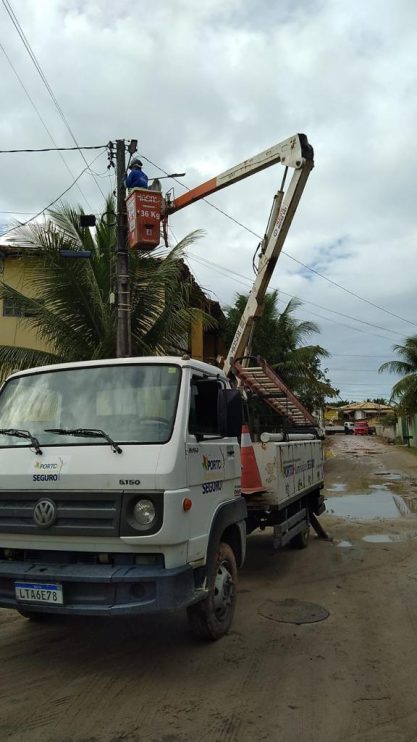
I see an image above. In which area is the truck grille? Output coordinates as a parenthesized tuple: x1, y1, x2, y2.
(0, 491, 121, 536)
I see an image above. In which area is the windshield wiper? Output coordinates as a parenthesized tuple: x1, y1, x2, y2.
(45, 428, 122, 454)
(0, 428, 42, 455)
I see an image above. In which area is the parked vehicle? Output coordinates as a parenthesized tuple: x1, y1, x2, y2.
(354, 420, 369, 435)
(0, 133, 325, 640)
(344, 421, 354, 434)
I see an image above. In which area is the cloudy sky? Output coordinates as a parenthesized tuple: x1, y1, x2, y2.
(1, 0, 416, 401)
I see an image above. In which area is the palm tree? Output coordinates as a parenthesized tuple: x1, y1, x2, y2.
(224, 290, 337, 410)
(0, 197, 214, 378)
(379, 336, 417, 414)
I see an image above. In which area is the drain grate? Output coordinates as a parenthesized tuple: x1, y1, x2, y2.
(258, 598, 329, 625)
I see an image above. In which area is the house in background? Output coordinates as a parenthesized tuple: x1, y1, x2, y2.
(340, 401, 393, 423)
(324, 406, 341, 425)
(0, 243, 226, 376)
(0, 244, 48, 360)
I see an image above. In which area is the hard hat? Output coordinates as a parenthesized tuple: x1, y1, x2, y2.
(130, 157, 143, 169)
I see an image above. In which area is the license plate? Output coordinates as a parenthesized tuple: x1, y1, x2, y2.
(15, 582, 63, 605)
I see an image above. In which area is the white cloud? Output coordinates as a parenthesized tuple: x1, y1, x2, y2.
(1, 0, 417, 400)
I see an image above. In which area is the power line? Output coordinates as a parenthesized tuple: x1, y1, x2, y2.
(2, 0, 106, 202)
(0, 144, 107, 153)
(338, 383, 392, 387)
(0, 149, 106, 239)
(140, 152, 417, 331)
(189, 253, 396, 343)
(187, 250, 404, 341)
(332, 353, 396, 358)
(327, 368, 382, 373)
(0, 39, 94, 211)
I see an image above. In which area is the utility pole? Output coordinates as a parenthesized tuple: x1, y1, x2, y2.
(115, 139, 132, 357)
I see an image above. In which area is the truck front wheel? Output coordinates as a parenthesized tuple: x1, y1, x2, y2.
(187, 542, 237, 641)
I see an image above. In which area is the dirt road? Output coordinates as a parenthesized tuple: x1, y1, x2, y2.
(2, 435, 417, 742)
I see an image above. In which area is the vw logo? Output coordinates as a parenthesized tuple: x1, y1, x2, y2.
(33, 498, 57, 528)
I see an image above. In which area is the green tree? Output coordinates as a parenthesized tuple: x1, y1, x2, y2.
(379, 336, 417, 414)
(0, 198, 213, 378)
(224, 290, 337, 410)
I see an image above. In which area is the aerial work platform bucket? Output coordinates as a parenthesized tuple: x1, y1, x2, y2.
(126, 188, 163, 250)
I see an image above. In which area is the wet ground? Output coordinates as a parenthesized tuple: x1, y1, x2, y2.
(2, 435, 417, 741)
(323, 434, 417, 548)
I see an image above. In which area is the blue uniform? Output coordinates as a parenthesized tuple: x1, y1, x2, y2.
(125, 168, 149, 189)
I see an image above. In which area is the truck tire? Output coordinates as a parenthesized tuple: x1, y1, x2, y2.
(187, 542, 237, 641)
(291, 525, 310, 549)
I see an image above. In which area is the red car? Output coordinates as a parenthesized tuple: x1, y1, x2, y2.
(354, 420, 369, 435)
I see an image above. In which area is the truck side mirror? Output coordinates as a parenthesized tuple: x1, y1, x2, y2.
(217, 389, 243, 438)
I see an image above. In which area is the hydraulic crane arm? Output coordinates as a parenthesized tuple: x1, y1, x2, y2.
(164, 133, 313, 215)
(222, 136, 314, 377)
(160, 132, 314, 378)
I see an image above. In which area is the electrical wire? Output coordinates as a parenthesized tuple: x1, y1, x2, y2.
(2, 0, 106, 202)
(332, 353, 396, 358)
(187, 251, 404, 339)
(139, 152, 417, 331)
(0, 145, 107, 153)
(0, 148, 106, 239)
(0, 39, 94, 211)
(187, 250, 399, 344)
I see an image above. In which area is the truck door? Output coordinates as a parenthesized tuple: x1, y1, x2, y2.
(185, 376, 240, 561)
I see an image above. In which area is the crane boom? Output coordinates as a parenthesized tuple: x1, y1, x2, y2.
(222, 136, 314, 376)
(161, 132, 314, 378)
(164, 133, 313, 215)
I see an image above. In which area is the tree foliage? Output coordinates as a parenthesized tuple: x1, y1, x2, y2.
(224, 290, 337, 410)
(0, 198, 214, 378)
(379, 336, 417, 415)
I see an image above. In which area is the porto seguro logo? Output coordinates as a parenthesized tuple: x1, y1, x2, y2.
(33, 457, 65, 482)
(202, 455, 222, 472)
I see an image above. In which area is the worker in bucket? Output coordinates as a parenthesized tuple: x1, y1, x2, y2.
(124, 157, 149, 189)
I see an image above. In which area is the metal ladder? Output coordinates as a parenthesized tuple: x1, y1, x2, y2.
(232, 356, 317, 428)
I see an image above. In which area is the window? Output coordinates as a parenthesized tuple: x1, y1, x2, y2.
(0, 364, 182, 447)
(2, 297, 34, 317)
(189, 378, 222, 438)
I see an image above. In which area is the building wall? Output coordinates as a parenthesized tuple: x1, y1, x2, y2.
(0, 252, 225, 366)
(396, 414, 417, 447)
(0, 254, 48, 353)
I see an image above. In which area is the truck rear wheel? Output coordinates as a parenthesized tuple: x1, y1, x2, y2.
(292, 525, 310, 549)
(187, 542, 237, 641)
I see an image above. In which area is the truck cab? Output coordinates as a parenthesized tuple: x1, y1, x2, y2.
(0, 356, 246, 640)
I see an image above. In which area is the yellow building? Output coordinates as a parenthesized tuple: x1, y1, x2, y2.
(0, 244, 225, 376)
(0, 245, 49, 358)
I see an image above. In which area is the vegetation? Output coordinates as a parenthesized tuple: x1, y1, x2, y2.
(224, 290, 337, 411)
(0, 198, 213, 378)
(379, 336, 417, 415)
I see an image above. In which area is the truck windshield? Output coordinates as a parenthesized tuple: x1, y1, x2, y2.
(0, 364, 181, 448)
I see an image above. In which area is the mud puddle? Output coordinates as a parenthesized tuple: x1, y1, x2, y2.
(335, 533, 417, 546)
(326, 487, 417, 519)
(374, 471, 402, 481)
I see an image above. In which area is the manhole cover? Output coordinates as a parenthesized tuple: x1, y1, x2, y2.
(258, 598, 329, 625)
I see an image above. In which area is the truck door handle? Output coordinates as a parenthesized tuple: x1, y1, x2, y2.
(227, 449, 235, 457)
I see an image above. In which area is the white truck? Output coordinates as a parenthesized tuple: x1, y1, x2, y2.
(0, 133, 325, 639)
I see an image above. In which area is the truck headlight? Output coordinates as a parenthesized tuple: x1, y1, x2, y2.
(120, 492, 163, 536)
(133, 498, 156, 527)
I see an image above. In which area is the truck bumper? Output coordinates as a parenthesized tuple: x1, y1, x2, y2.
(0, 559, 196, 616)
